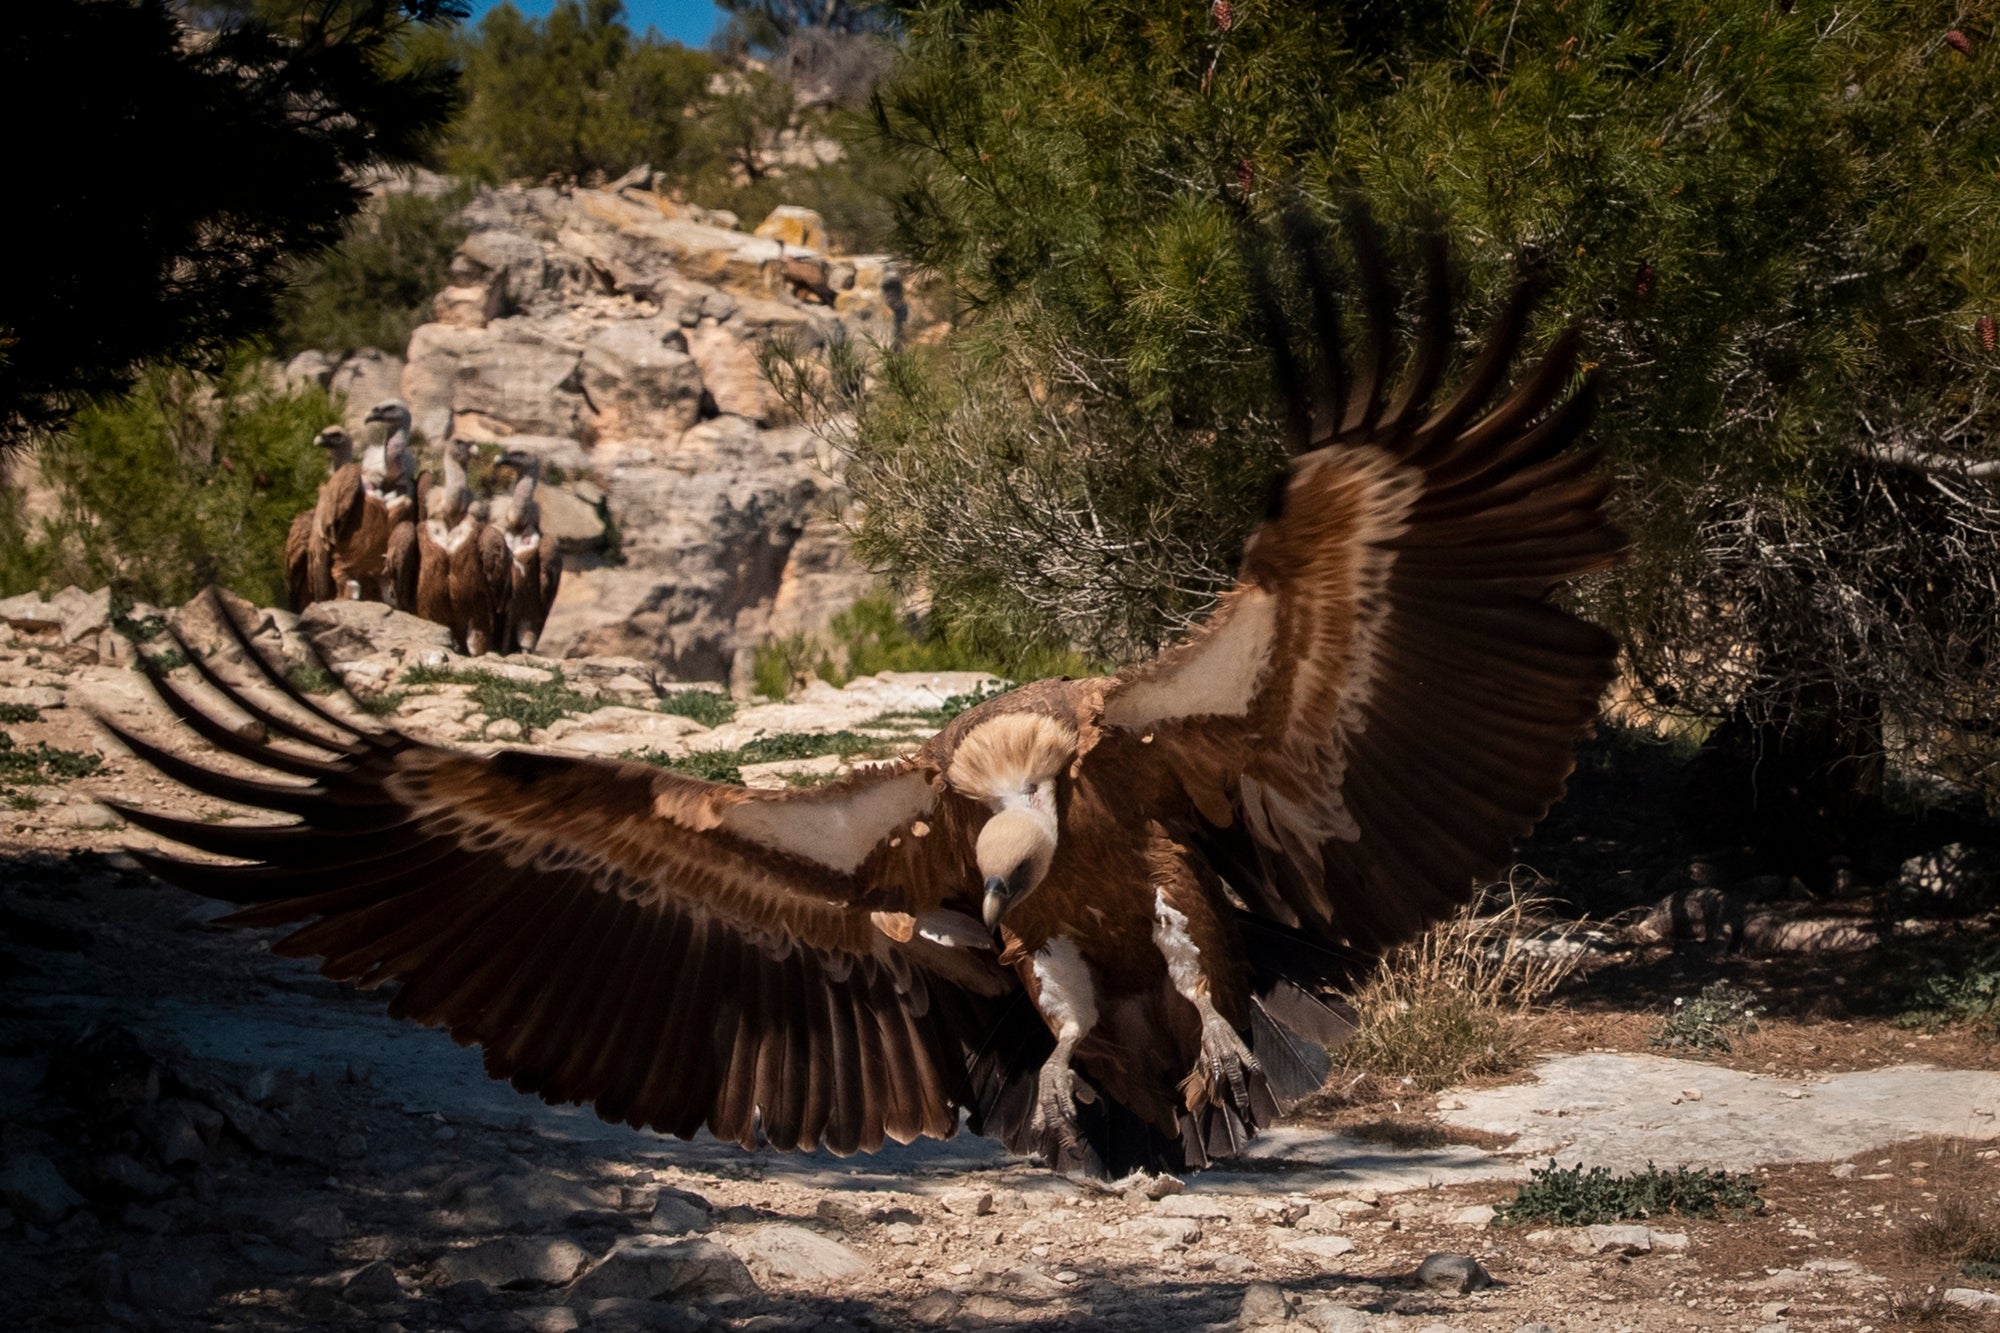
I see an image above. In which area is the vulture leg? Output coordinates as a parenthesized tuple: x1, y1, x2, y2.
(1024, 938, 1100, 1158)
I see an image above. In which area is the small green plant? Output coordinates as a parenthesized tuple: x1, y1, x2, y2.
(138, 648, 191, 675)
(1895, 943, 2000, 1037)
(865, 683, 1012, 731)
(1492, 1160, 1763, 1227)
(0, 703, 40, 724)
(274, 187, 470, 358)
(1654, 981, 1765, 1053)
(401, 664, 605, 733)
(656, 689, 737, 728)
(285, 661, 341, 697)
(625, 730, 898, 786)
(0, 729, 104, 806)
(354, 689, 407, 717)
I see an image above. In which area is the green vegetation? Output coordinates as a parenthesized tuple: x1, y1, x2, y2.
(751, 591, 1094, 700)
(285, 661, 343, 697)
(1493, 1161, 1763, 1228)
(0, 704, 40, 725)
(3, 0, 460, 452)
(626, 730, 895, 786)
(865, 682, 1010, 731)
(0, 729, 104, 811)
(1894, 941, 2000, 1037)
(821, 0, 2000, 827)
(656, 689, 738, 728)
(1654, 981, 1765, 1054)
(401, 663, 606, 732)
(276, 188, 470, 358)
(441, 0, 904, 251)
(0, 349, 337, 608)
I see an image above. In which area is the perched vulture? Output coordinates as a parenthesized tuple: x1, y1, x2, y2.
(284, 427, 361, 612)
(497, 454, 563, 654)
(364, 401, 422, 613)
(107, 220, 1623, 1177)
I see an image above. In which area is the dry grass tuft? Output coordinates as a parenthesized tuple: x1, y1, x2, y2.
(1341, 876, 1592, 1092)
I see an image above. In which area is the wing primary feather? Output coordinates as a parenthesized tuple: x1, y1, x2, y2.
(135, 666, 347, 781)
(202, 587, 386, 746)
(1377, 229, 1452, 438)
(1241, 225, 1314, 451)
(1279, 203, 1348, 440)
(160, 625, 356, 756)
(1408, 278, 1539, 460)
(1336, 200, 1396, 441)
(93, 716, 338, 820)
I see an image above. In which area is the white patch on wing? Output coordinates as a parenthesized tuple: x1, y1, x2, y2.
(1103, 588, 1277, 729)
(719, 768, 935, 874)
(914, 909, 990, 949)
(1151, 888, 1205, 1001)
(1031, 936, 1099, 1041)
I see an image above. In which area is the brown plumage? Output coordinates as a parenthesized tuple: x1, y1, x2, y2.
(497, 457, 563, 654)
(285, 427, 361, 612)
(105, 215, 1622, 1177)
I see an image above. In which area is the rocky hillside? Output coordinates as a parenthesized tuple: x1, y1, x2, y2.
(287, 176, 924, 691)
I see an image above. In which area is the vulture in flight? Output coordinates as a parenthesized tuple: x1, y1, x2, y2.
(105, 219, 1623, 1177)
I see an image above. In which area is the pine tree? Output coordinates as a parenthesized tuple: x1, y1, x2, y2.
(830, 0, 2000, 845)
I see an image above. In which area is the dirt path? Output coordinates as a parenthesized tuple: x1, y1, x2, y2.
(4, 602, 2000, 1330)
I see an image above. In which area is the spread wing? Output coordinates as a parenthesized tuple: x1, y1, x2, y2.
(103, 599, 1015, 1155)
(1102, 214, 1624, 958)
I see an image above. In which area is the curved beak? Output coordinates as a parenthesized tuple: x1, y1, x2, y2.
(981, 876, 1010, 931)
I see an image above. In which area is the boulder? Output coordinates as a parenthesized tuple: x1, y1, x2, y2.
(565, 1236, 758, 1302)
(753, 205, 828, 253)
(437, 1237, 591, 1289)
(1412, 1253, 1490, 1294)
(298, 600, 454, 670)
(284, 349, 339, 392)
(684, 321, 782, 423)
(580, 322, 705, 440)
(331, 349, 406, 432)
(731, 1224, 867, 1284)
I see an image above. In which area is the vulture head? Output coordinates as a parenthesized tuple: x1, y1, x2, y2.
(947, 713, 1078, 929)
(312, 426, 353, 467)
(364, 399, 413, 434)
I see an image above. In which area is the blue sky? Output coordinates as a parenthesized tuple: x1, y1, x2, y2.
(462, 0, 726, 48)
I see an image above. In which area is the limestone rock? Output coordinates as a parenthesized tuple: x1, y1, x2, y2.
(732, 1224, 867, 1284)
(566, 1235, 759, 1302)
(1412, 1253, 1490, 1294)
(298, 600, 455, 671)
(1279, 1235, 1355, 1263)
(646, 1188, 712, 1236)
(1944, 1288, 2000, 1313)
(1580, 1224, 1654, 1255)
(436, 1236, 590, 1289)
(1239, 1280, 1296, 1327)
(581, 321, 704, 439)
(753, 205, 827, 253)
(537, 707, 706, 757)
(331, 349, 406, 433)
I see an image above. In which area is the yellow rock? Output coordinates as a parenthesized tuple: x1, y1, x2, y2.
(752, 205, 827, 253)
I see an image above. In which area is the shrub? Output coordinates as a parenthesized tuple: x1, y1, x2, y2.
(275, 187, 469, 358)
(0, 348, 339, 608)
(749, 589, 1098, 699)
(1894, 943, 2000, 1037)
(1493, 1160, 1763, 1227)
(657, 689, 737, 728)
(401, 663, 604, 733)
(0, 728, 104, 810)
(1653, 981, 1765, 1054)
(1342, 882, 1591, 1091)
(625, 730, 896, 786)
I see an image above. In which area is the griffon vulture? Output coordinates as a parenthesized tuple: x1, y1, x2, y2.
(496, 454, 563, 654)
(363, 401, 422, 612)
(104, 222, 1623, 1177)
(283, 426, 359, 612)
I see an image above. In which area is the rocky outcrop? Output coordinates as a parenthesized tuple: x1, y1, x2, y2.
(386, 183, 914, 687)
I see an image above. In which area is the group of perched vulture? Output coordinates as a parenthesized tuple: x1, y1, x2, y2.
(284, 400, 562, 655)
